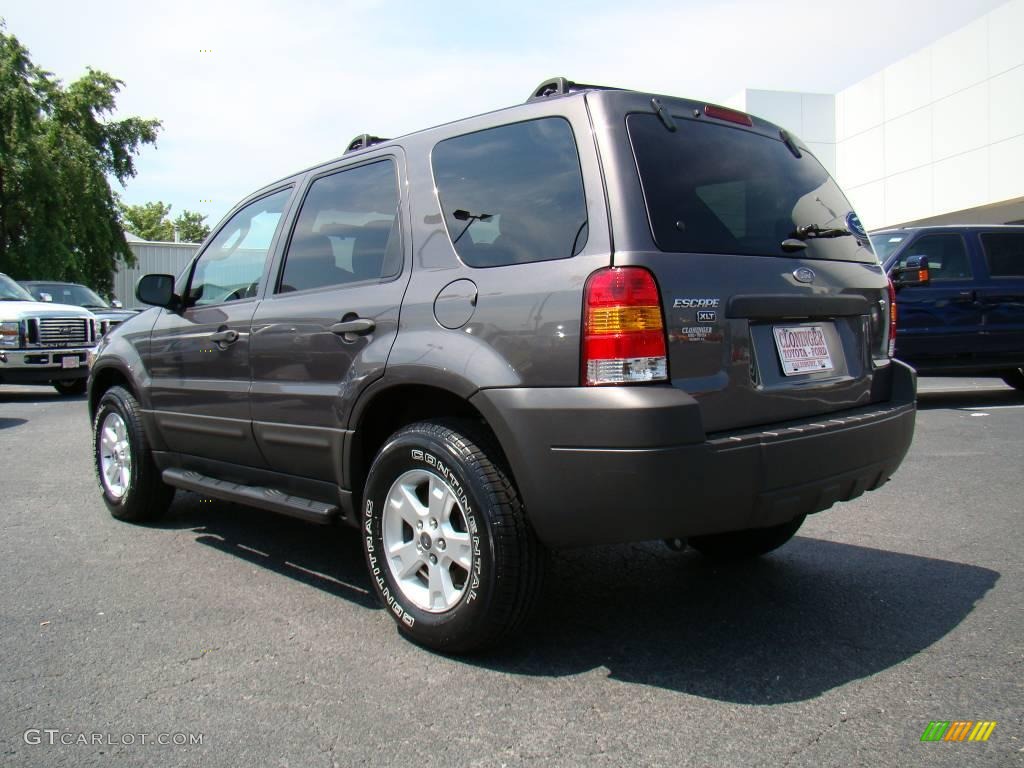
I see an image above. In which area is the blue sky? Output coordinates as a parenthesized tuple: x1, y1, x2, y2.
(3, 0, 1008, 230)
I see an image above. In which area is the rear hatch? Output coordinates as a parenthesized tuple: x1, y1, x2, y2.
(607, 98, 891, 433)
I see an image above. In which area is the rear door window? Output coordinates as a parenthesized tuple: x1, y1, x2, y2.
(278, 160, 401, 293)
(432, 117, 589, 268)
(627, 113, 873, 263)
(981, 232, 1024, 277)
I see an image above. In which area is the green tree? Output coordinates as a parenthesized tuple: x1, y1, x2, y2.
(120, 202, 210, 243)
(119, 201, 174, 241)
(173, 209, 210, 243)
(0, 21, 160, 294)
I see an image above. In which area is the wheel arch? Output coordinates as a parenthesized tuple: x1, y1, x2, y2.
(88, 364, 137, 422)
(346, 381, 512, 510)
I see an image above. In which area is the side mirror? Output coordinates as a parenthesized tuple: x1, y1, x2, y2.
(136, 274, 178, 308)
(893, 254, 930, 288)
(39, 292, 53, 302)
(110, 298, 123, 309)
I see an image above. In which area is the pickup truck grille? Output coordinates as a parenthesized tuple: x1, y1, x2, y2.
(37, 317, 91, 346)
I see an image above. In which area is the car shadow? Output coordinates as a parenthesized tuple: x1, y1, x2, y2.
(0, 417, 28, 430)
(155, 491, 379, 610)
(916, 386, 1024, 411)
(153, 491, 998, 703)
(473, 538, 998, 703)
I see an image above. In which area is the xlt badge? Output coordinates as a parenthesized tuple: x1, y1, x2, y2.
(696, 310, 717, 323)
(673, 298, 720, 309)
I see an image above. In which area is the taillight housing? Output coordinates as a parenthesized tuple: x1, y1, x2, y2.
(887, 278, 897, 358)
(582, 267, 668, 385)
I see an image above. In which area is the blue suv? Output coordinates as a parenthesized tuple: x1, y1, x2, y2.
(877, 225, 1024, 390)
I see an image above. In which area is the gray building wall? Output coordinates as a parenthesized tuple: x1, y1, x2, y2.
(114, 240, 198, 308)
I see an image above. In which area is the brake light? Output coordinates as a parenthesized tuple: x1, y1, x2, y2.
(583, 267, 668, 385)
(704, 104, 753, 127)
(887, 278, 897, 358)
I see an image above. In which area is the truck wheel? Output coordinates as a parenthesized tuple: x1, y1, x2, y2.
(53, 379, 87, 396)
(1001, 368, 1024, 391)
(689, 515, 806, 560)
(362, 420, 545, 653)
(93, 385, 174, 522)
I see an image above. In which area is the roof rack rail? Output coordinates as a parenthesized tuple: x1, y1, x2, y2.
(526, 77, 621, 103)
(345, 134, 389, 153)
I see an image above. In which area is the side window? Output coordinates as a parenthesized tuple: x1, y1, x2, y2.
(981, 233, 1024, 277)
(432, 117, 589, 268)
(278, 160, 400, 293)
(897, 234, 972, 280)
(189, 188, 290, 307)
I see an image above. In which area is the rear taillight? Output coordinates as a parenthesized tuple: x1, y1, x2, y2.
(887, 278, 897, 358)
(582, 267, 668, 385)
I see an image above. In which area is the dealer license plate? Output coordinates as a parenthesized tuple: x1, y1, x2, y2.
(61, 356, 80, 369)
(773, 325, 834, 376)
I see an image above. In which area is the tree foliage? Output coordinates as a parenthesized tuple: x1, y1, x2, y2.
(173, 209, 210, 243)
(0, 22, 161, 293)
(120, 200, 210, 243)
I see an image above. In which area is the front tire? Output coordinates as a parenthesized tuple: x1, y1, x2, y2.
(93, 386, 174, 522)
(689, 515, 806, 560)
(53, 378, 87, 396)
(362, 421, 544, 653)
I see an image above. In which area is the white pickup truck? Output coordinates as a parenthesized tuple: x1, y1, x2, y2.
(0, 272, 100, 396)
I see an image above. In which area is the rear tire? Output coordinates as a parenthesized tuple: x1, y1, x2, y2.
(93, 386, 174, 522)
(1001, 368, 1024, 391)
(362, 420, 545, 653)
(689, 515, 806, 560)
(53, 379, 87, 396)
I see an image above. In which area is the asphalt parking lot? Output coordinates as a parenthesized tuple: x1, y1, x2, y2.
(1, 377, 1021, 767)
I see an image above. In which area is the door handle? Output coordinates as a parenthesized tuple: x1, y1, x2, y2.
(329, 318, 375, 340)
(209, 329, 239, 345)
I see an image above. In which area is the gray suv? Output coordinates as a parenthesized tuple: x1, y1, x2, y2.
(88, 78, 916, 652)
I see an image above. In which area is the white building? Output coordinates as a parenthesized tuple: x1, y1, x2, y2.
(728, 0, 1024, 231)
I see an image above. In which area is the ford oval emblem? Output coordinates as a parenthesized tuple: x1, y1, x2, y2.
(845, 211, 868, 245)
(793, 267, 815, 284)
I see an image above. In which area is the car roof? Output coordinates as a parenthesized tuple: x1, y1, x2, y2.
(253, 79, 788, 196)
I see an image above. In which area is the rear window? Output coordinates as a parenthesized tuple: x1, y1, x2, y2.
(981, 232, 1024, 277)
(627, 114, 874, 263)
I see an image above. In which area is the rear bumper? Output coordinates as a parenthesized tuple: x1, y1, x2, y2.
(471, 361, 917, 547)
(0, 348, 94, 384)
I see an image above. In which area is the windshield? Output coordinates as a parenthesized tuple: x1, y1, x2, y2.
(0, 274, 34, 301)
(24, 283, 109, 308)
(627, 113, 875, 263)
(870, 233, 908, 265)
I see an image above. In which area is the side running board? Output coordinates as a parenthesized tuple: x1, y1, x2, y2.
(162, 468, 338, 525)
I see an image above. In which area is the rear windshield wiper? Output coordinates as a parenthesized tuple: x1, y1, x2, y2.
(791, 224, 852, 240)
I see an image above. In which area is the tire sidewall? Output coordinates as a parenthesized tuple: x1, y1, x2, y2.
(362, 427, 496, 648)
(93, 390, 142, 516)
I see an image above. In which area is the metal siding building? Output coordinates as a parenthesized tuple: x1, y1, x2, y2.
(114, 234, 198, 308)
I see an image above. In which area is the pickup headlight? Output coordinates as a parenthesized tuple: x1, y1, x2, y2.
(0, 321, 20, 348)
